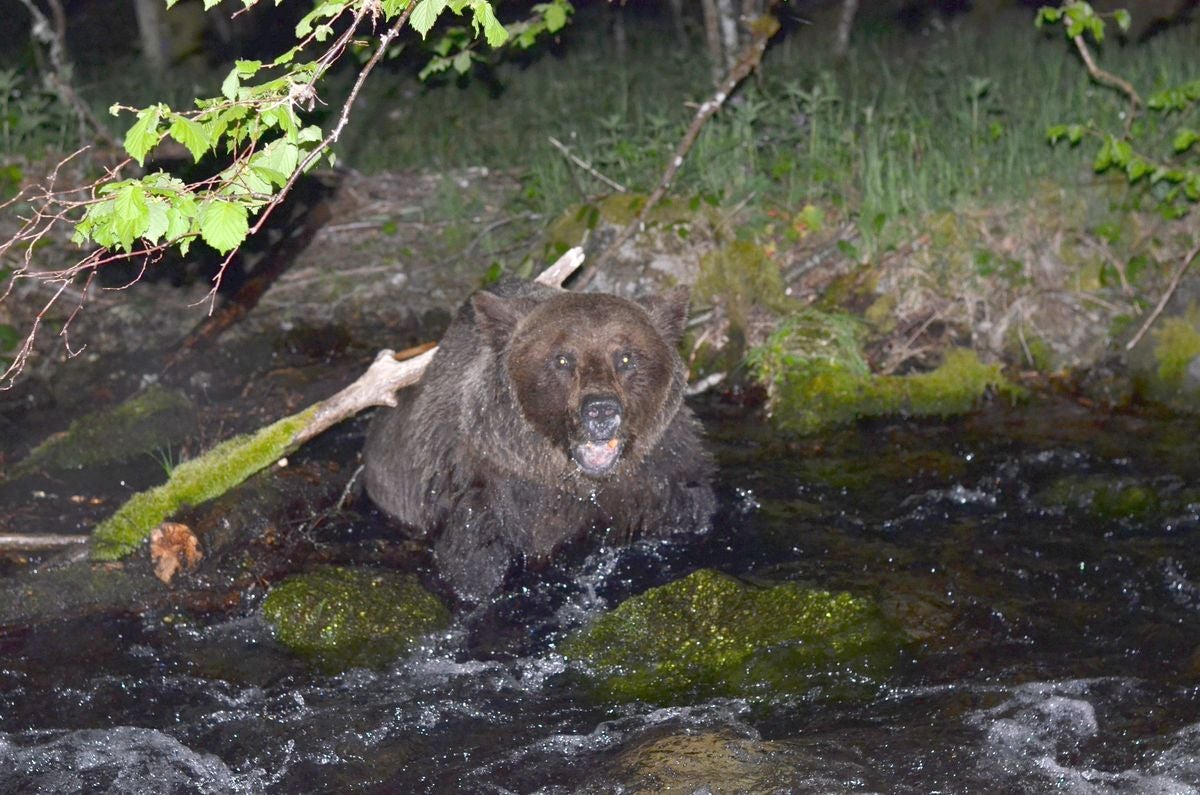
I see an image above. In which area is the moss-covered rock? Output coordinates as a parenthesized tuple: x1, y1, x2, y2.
(749, 310, 1020, 433)
(695, 240, 794, 333)
(14, 384, 195, 475)
(560, 569, 899, 704)
(262, 566, 450, 671)
(1036, 474, 1171, 520)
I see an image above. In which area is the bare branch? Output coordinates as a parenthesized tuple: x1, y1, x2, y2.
(1125, 237, 1200, 351)
(580, 11, 781, 285)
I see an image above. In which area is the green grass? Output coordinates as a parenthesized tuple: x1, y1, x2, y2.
(12, 6, 1194, 249)
(330, 8, 1197, 246)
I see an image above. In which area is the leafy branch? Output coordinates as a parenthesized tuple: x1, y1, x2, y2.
(1037, 2, 1199, 347)
(0, 0, 573, 387)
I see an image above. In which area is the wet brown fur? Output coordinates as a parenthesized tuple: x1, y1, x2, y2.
(363, 278, 714, 603)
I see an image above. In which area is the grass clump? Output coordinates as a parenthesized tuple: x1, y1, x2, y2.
(262, 566, 450, 671)
(90, 406, 317, 560)
(560, 568, 898, 705)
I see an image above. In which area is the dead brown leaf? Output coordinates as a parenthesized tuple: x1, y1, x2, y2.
(150, 522, 203, 584)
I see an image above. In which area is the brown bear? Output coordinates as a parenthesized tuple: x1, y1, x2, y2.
(363, 277, 714, 604)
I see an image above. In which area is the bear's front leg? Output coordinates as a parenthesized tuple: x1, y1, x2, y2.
(432, 491, 521, 605)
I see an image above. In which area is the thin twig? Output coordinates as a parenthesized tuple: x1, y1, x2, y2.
(0, 533, 89, 551)
(547, 136, 627, 193)
(578, 11, 781, 287)
(1072, 34, 1142, 114)
(1125, 237, 1200, 351)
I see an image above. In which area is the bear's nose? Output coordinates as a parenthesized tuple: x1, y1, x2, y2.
(581, 394, 622, 439)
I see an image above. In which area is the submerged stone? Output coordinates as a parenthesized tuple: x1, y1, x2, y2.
(261, 566, 450, 671)
(560, 569, 899, 704)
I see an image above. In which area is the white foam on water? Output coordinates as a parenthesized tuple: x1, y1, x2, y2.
(0, 726, 259, 794)
(971, 680, 1200, 794)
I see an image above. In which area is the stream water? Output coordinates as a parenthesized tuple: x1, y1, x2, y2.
(2, 397, 1199, 793)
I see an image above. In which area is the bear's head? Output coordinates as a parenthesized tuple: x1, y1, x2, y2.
(472, 286, 690, 478)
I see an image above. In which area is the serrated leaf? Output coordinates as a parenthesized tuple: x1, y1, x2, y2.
(236, 59, 263, 77)
(124, 105, 164, 166)
(203, 0, 222, 9)
(250, 165, 289, 187)
(199, 200, 249, 254)
(1047, 124, 1068, 143)
(221, 68, 240, 101)
(452, 50, 472, 74)
(113, 184, 151, 251)
(411, 0, 448, 38)
(144, 198, 170, 244)
(165, 205, 192, 242)
(1113, 9, 1131, 33)
(168, 116, 212, 162)
(471, 0, 509, 45)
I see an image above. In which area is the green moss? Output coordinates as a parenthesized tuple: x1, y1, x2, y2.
(1152, 314, 1200, 390)
(14, 385, 195, 475)
(560, 569, 898, 704)
(695, 240, 793, 332)
(262, 566, 450, 671)
(749, 311, 1019, 433)
(1036, 474, 1161, 520)
(90, 406, 318, 560)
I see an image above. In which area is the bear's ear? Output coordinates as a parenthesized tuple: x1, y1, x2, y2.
(472, 291, 525, 349)
(640, 286, 690, 347)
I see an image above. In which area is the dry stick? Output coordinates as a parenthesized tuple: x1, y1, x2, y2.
(547, 136, 628, 193)
(1072, 34, 1142, 123)
(578, 13, 781, 288)
(0, 533, 89, 551)
(292, 247, 585, 446)
(1125, 237, 1200, 351)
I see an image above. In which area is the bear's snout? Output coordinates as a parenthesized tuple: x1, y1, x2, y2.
(580, 394, 622, 440)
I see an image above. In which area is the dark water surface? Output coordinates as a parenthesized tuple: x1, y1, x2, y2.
(2, 399, 1199, 793)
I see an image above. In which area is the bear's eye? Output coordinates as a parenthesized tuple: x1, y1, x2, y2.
(615, 351, 636, 373)
(553, 353, 575, 371)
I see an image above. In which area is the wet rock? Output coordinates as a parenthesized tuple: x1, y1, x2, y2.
(560, 568, 899, 704)
(1128, 307, 1200, 412)
(261, 566, 450, 671)
(12, 385, 195, 476)
(592, 728, 872, 795)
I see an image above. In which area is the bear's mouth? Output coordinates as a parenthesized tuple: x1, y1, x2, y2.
(572, 438, 623, 476)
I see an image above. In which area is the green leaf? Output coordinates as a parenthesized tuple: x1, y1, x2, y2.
(1173, 128, 1199, 153)
(470, 0, 509, 46)
(452, 50, 472, 74)
(124, 105, 165, 166)
(411, 0, 448, 38)
(113, 184, 151, 251)
(144, 198, 171, 245)
(1126, 157, 1149, 182)
(199, 200, 249, 254)
(221, 68, 240, 101)
(1113, 9, 1131, 33)
(168, 115, 212, 162)
(542, 0, 569, 33)
(236, 59, 263, 77)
